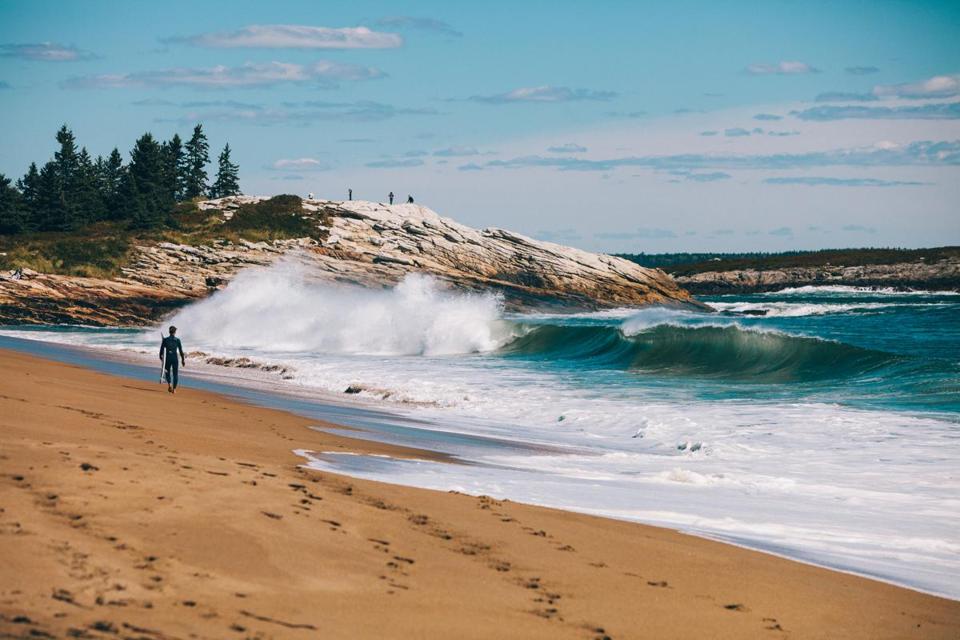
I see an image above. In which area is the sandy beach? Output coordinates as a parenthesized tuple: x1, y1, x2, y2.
(1, 348, 958, 639)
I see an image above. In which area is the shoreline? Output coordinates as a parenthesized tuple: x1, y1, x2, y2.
(1, 347, 959, 638)
(2, 333, 959, 600)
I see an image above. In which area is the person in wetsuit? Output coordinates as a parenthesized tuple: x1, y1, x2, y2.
(160, 326, 186, 393)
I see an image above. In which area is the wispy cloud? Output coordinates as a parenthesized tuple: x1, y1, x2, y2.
(700, 130, 718, 136)
(842, 224, 877, 233)
(433, 146, 482, 157)
(595, 228, 678, 240)
(606, 110, 648, 118)
(468, 140, 960, 172)
(458, 163, 484, 171)
(845, 65, 880, 75)
(814, 91, 878, 102)
(0, 42, 95, 61)
(763, 176, 929, 187)
(794, 102, 960, 120)
(468, 85, 617, 104)
(268, 158, 331, 171)
(746, 61, 818, 75)
(375, 16, 462, 37)
(365, 158, 424, 169)
(753, 113, 783, 121)
(547, 143, 587, 153)
(724, 127, 798, 137)
(873, 74, 960, 99)
(150, 99, 435, 125)
(63, 61, 383, 89)
(769, 226, 793, 237)
(165, 25, 402, 49)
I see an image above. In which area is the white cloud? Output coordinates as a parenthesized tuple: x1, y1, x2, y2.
(270, 158, 330, 171)
(168, 25, 402, 49)
(433, 146, 481, 157)
(0, 42, 94, 61)
(746, 61, 819, 75)
(872, 74, 960, 99)
(469, 85, 617, 104)
(547, 143, 588, 153)
(63, 61, 383, 89)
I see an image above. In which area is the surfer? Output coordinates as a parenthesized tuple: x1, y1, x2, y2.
(159, 326, 186, 394)
(389, 191, 394, 205)
(407, 195, 414, 203)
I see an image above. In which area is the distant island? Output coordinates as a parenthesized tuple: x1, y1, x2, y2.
(617, 247, 960, 294)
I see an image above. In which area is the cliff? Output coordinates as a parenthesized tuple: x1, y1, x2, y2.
(0, 197, 699, 326)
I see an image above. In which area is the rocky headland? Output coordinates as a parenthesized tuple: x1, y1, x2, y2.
(674, 259, 960, 295)
(0, 196, 699, 326)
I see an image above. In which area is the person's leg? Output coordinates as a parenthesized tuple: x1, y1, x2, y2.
(170, 360, 179, 391)
(164, 361, 173, 392)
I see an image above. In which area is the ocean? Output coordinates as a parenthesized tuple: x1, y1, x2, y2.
(3, 262, 958, 598)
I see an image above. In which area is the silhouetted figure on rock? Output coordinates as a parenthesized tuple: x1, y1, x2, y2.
(407, 195, 414, 203)
(388, 192, 394, 204)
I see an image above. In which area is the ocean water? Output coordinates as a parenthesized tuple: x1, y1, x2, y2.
(4, 263, 959, 598)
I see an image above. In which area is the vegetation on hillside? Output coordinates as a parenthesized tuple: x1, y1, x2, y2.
(618, 247, 960, 276)
(0, 195, 325, 278)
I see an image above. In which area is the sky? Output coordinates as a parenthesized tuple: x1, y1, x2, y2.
(1, 0, 958, 253)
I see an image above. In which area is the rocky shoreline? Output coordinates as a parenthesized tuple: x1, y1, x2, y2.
(674, 259, 960, 295)
(0, 197, 699, 326)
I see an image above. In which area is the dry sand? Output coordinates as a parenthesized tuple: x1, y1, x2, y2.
(1, 348, 957, 639)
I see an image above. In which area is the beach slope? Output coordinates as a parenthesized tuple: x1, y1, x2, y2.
(1, 349, 957, 639)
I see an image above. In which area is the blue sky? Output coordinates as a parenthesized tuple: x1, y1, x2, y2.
(1, 0, 958, 252)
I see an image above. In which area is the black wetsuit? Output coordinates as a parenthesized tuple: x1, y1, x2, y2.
(160, 335, 184, 388)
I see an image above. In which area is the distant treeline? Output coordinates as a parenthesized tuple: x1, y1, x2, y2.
(618, 247, 960, 275)
(0, 124, 240, 235)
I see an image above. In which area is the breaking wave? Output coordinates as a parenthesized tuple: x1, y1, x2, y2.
(170, 262, 515, 356)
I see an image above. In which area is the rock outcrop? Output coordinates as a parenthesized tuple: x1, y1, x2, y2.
(675, 259, 960, 295)
(0, 197, 699, 326)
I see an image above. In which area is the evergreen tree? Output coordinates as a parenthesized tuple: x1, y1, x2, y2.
(96, 148, 126, 218)
(161, 133, 186, 202)
(75, 147, 105, 223)
(51, 124, 83, 229)
(16, 162, 41, 231)
(34, 162, 64, 231)
(0, 173, 26, 235)
(123, 133, 171, 229)
(183, 124, 209, 199)
(209, 143, 241, 198)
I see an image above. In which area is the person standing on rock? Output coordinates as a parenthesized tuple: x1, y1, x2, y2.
(160, 326, 186, 394)
(388, 192, 394, 205)
(348, 188, 353, 201)
(407, 195, 414, 203)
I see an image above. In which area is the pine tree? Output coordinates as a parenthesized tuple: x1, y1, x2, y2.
(183, 124, 209, 199)
(161, 133, 187, 203)
(16, 162, 41, 231)
(209, 143, 241, 198)
(96, 148, 126, 219)
(123, 133, 172, 229)
(75, 147, 105, 223)
(51, 124, 83, 229)
(0, 173, 26, 235)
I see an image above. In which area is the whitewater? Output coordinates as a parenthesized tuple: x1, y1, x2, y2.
(3, 262, 959, 598)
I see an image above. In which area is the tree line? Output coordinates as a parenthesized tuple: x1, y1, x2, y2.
(0, 124, 241, 235)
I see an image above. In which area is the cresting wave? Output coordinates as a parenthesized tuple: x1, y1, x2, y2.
(504, 321, 899, 383)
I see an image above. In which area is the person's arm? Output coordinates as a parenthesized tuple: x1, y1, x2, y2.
(159, 339, 165, 361)
(177, 338, 185, 365)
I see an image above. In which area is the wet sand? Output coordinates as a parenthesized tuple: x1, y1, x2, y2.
(1, 348, 958, 639)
